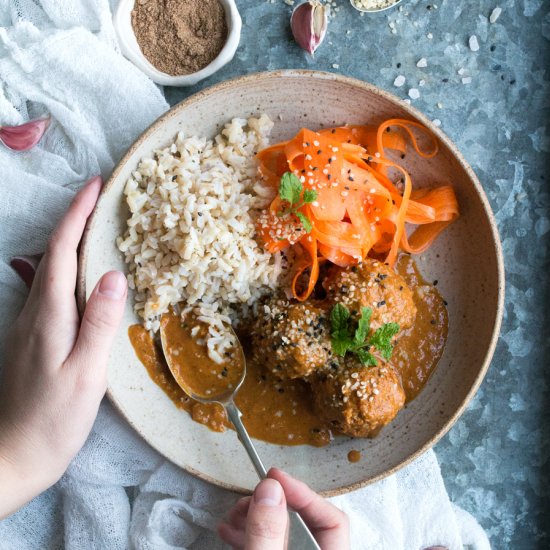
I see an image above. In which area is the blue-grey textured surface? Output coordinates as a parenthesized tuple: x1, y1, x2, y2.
(165, 1, 550, 547)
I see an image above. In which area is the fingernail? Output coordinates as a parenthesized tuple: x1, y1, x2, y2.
(98, 271, 127, 299)
(254, 479, 283, 507)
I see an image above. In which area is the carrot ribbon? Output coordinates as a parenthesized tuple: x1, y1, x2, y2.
(256, 119, 459, 300)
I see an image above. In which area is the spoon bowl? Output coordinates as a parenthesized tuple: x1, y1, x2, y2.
(159, 310, 246, 404)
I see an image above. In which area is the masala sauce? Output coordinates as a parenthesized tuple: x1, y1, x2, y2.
(394, 256, 448, 401)
(128, 258, 447, 446)
(159, 311, 244, 399)
(347, 450, 362, 463)
(128, 324, 331, 447)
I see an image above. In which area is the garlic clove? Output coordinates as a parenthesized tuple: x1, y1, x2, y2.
(291, 1, 328, 55)
(0, 118, 50, 151)
(10, 254, 43, 288)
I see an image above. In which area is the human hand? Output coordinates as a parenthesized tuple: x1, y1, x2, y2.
(218, 467, 350, 549)
(0, 176, 127, 518)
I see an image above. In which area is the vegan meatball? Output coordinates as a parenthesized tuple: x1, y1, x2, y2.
(250, 297, 333, 380)
(324, 259, 416, 330)
(311, 362, 406, 438)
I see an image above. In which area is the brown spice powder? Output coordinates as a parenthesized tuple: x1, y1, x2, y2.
(131, 0, 228, 76)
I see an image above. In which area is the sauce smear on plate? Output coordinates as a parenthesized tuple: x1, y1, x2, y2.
(129, 258, 447, 447)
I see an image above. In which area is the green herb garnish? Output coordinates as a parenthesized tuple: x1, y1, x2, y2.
(330, 304, 399, 367)
(278, 172, 317, 233)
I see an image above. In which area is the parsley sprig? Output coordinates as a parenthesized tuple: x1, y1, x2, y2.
(278, 172, 317, 233)
(330, 304, 400, 367)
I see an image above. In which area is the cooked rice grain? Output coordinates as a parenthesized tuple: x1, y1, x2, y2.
(117, 115, 280, 363)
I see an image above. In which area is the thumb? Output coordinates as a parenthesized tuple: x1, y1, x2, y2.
(69, 271, 127, 373)
(245, 479, 288, 550)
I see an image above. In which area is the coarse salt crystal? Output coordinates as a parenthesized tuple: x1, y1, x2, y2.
(332, 63, 340, 69)
(462, 76, 472, 84)
(469, 35, 480, 52)
(417, 58, 428, 68)
(394, 75, 406, 87)
(433, 119, 442, 127)
(408, 88, 420, 99)
(419, 79, 426, 87)
(490, 7, 502, 24)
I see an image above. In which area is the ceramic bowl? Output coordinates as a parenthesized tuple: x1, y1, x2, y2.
(350, 0, 404, 14)
(77, 70, 504, 496)
(113, 0, 242, 87)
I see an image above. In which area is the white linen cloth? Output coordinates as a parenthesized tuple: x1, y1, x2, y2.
(0, 2, 491, 549)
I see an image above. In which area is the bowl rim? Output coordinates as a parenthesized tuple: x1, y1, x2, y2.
(77, 69, 505, 497)
(113, 0, 242, 87)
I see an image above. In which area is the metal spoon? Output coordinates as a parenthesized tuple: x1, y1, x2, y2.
(159, 312, 321, 550)
(350, 0, 403, 13)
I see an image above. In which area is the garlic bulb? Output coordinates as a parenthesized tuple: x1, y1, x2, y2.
(0, 118, 50, 151)
(290, 1, 328, 55)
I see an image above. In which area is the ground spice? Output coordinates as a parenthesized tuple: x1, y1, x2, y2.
(131, 0, 228, 76)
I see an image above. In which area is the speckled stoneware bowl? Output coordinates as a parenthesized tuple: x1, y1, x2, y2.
(77, 70, 504, 496)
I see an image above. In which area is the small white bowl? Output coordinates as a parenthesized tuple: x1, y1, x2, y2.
(113, 0, 242, 87)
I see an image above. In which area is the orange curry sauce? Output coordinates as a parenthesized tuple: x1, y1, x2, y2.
(128, 257, 447, 447)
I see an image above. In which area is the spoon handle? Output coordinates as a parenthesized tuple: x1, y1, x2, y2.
(225, 401, 321, 550)
(226, 400, 267, 477)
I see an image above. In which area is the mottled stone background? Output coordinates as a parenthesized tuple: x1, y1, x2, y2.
(166, 1, 550, 547)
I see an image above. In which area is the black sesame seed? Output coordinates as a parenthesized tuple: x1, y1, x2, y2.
(430, 319, 436, 325)
(442, 78, 449, 83)
(433, 279, 438, 286)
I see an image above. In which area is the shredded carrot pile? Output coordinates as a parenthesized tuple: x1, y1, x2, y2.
(256, 119, 459, 301)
